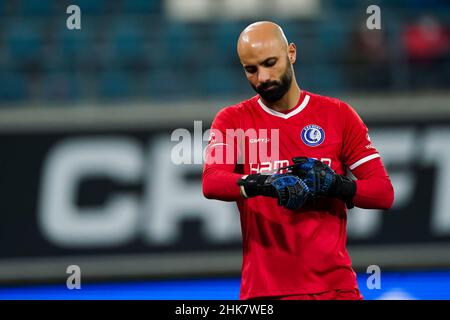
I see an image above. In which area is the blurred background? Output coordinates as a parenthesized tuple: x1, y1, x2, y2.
(0, 0, 449, 300)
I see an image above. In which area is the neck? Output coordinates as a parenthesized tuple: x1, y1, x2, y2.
(261, 79, 301, 112)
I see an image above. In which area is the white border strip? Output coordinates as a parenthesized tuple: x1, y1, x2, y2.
(349, 154, 380, 170)
(258, 94, 310, 119)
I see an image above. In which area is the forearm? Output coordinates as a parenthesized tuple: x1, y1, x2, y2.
(353, 177, 394, 209)
(351, 159, 394, 210)
(202, 165, 243, 201)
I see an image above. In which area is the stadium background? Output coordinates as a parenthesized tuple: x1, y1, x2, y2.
(0, 0, 449, 300)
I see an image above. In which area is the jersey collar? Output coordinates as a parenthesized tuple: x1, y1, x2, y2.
(257, 91, 310, 119)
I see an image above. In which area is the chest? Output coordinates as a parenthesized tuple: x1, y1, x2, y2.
(239, 109, 345, 174)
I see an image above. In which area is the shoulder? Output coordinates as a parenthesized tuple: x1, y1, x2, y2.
(307, 91, 347, 109)
(213, 95, 258, 121)
(307, 90, 359, 117)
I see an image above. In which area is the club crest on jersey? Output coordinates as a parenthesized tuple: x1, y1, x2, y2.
(301, 125, 325, 147)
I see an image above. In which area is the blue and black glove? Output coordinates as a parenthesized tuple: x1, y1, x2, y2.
(237, 173, 310, 211)
(291, 157, 356, 208)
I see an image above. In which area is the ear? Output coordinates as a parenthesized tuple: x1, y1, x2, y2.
(288, 43, 297, 64)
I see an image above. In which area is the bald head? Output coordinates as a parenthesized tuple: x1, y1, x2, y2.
(237, 21, 288, 60)
(236, 21, 298, 104)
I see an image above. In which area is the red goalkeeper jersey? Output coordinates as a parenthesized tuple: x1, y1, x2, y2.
(202, 90, 393, 299)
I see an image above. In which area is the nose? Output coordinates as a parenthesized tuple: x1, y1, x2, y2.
(258, 68, 271, 84)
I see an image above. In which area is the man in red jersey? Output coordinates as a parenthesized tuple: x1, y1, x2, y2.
(202, 21, 394, 300)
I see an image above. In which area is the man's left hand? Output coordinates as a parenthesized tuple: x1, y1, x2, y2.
(291, 157, 356, 208)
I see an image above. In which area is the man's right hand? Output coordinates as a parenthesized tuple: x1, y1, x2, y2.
(237, 174, 310, 210)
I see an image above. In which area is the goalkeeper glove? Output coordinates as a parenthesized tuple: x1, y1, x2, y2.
(291, 157, 356, 208)
(237, 173, 310, 211)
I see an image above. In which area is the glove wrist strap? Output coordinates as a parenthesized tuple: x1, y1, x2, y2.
(237, 175, 248, 198)
(331, 175, 356, 208)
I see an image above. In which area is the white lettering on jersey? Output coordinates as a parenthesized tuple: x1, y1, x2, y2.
(250, 158, 332, 174)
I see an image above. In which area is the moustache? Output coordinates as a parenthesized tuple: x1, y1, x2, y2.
(257, 81, 280, 91)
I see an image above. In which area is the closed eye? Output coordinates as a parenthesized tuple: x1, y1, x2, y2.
(245, 66, 257, 74)
(263, 58, 277, 67)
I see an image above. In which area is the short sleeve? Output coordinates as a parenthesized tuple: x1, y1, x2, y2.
(340, 102, 380, 171)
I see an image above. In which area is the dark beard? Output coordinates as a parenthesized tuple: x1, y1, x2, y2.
(251, 64, 293, 103)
